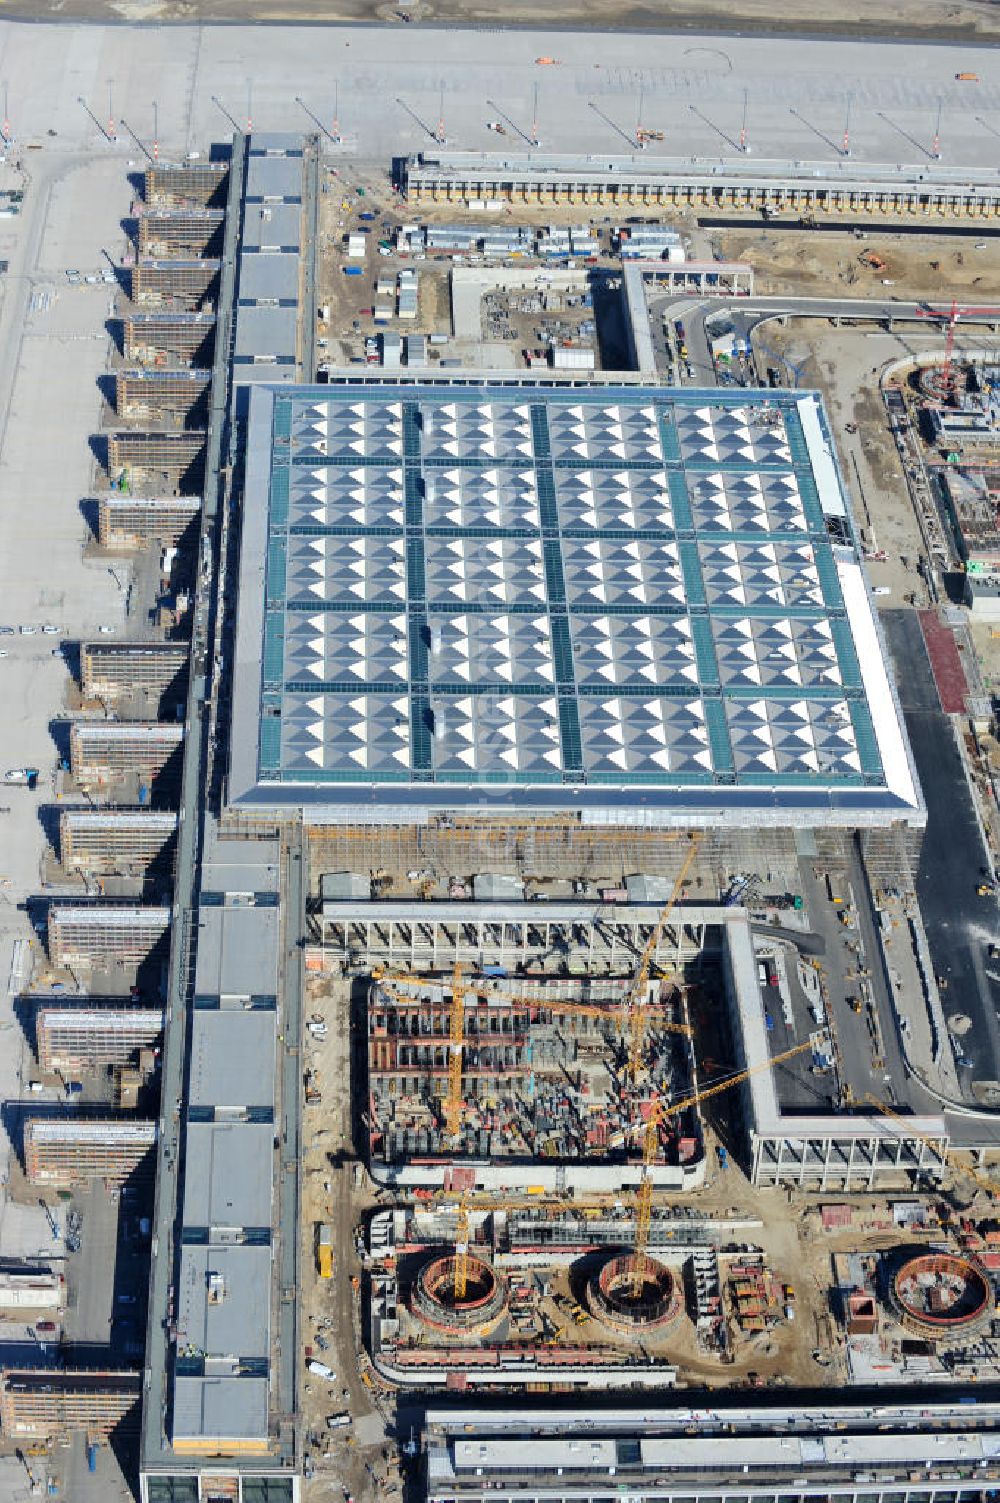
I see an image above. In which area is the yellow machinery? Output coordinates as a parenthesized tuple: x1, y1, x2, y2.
(628, 1035, 821, 1295)
(623, 833, 701, 1081)
(448, 1038, 820, 1301)
(863, 1094, 998, 1200)
(317, 1224, 333, 1279)
(372, 964, 695, 1144)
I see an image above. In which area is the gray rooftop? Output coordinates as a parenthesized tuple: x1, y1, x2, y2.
(228, 382, 922, 828)
(237, 252, 300, 305)
(245, 153, 302, 203)
(193, 903, 279, 997)
(181, 1121, 275, 1230)
(233, 304, 298, 362)
(241, 202, 302, 253)
(189, 1007, 277, 1109)
(172, 1374, 269, 1445)
(176, 1243, 272, 1360)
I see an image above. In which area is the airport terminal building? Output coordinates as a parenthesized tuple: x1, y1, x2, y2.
(228, 380, 923, 839)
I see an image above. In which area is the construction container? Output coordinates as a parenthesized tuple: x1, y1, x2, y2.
(552, 347, 595, 371)
(318, 1225, 333, 1279)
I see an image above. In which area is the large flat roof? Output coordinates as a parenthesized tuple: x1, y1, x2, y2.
(172, 1374, 269, 1446)
(176, 1243, 272, 1359)
(189, 1007, 276, 1109)
(193, 903, 279, 997)
(181, 1121, 274, 1230)
(229, 382, 922, 828)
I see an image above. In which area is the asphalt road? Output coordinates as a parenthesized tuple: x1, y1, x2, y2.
(661, 293, 1000, 391)
(882, 608, 1000, 1099)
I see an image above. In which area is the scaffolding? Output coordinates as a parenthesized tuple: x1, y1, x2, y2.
(59, 809, 178, 874)
(122, 314, 216, 364)
(80, 643, 189, 702)
(130, 259, 221, 308)
(115, 369, 212, 419)
(0, 1369, 140, 1440)
(98, 495, 201, 552)
(37, 1004, 164, 1073)
(69, 720, 184, 781)
(137, 211, 226, 259)
(144, 163, 229, 210)
(106, 431, 205, 490)
(47, 904, 171, 968)
(24, 1119, 157, 1188)
(305, 818, 811, 887)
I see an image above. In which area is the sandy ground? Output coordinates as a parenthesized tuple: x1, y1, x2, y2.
(716, 225, 1000, 304)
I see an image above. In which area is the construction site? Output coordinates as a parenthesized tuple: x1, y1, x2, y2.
(4, 98, 1000, 1503)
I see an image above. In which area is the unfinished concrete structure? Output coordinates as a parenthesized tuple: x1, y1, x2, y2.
(335, 897, 952, 1192)
(47, 904, 170, 969)
(80, 643, 189, 703)
(587, 1252, 682, 1337)
(97, 495, 201, 551)
(137, 211, 226, 259)
(404, 150, 1000, 221)
(59, 809, 177, 874)
(122, 314, 216, 365)
(144, 162, 229, 209)
(36, 1002, 164, 1074)
(366, 965, 700, 1191)
(69, 720, 184, 782)
(24, 1119, 157, 1188)
(130, 259, 221, 308)
(888, 1252, 993, 1342)
(0, 1369, 140, 1441)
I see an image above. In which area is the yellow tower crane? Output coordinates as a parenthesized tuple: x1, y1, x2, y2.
(623, 832, 701, 1081)
(864, 1094, 1000, 1202)
(448, 1037, 822, 1302)
(627, 1034, 821, 1296)
(371, 965, 696, 1144)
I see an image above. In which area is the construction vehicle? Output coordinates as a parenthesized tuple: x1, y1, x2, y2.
(636, 128, 664, 143)
(858, 250, 887, 272)
(318, 1224, 333, 1279)
(977, 882, 995, 898)
(38, 1199, 58, 1242)
(534, 56, 559, 64)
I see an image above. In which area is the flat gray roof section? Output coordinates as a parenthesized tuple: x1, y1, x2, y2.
(200, 830, 280, 893)
(234, 304, 298, 362)
(237, 252, 300, 304)
(246, 153, 302, 203)
(193, 904, 279, 997)
(241, 202, 302, 253)
(172, 1374, 269, 1446)
(227, 381, 923, 829)
(189, 1008, 276, 1109)
(181, 1121, 274, 1230)
(176, 1244, 272, 1359)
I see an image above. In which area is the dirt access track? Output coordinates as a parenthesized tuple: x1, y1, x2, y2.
(12, 0, 1000, 40)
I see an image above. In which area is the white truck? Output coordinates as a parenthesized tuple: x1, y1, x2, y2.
(307, 1360, 336, 1381)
